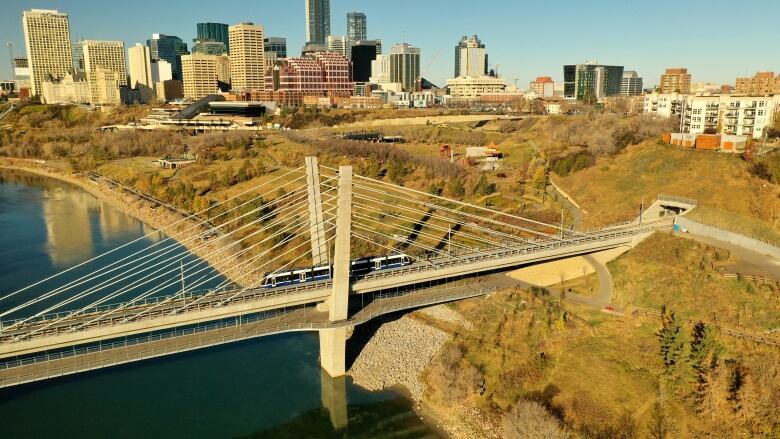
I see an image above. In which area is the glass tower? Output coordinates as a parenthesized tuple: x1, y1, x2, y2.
(147, 34, 188, 80)
(196, 23, 230, 52)
(305, 0, 330, 45)
(347, 12, 367, 41)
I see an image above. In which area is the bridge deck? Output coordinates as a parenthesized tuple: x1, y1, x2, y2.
(0, 277, 511, 389)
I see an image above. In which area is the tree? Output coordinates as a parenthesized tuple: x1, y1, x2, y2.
(502, 400, 570, 439)
(447, 178, 466, 199)
(531, 166, 549, 192)
(473, 174, 497, 196)
(657, 306, 686, 374)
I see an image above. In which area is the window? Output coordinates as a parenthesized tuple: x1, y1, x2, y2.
(758, 110, 765, 116)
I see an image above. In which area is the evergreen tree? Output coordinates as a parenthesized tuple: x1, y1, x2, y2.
(657, 306, 686, 373)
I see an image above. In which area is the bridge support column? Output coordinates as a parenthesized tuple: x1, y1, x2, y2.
(320, 166, 352, 377)
(305, 156, 328, 266)
(320, 369, 348, 430)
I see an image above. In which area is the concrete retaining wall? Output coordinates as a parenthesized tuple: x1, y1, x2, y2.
(675, 217, 780, 260)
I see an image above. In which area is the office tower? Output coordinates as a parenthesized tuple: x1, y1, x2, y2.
(196, 23, 230, 51)
(264, 37, 287, 67)
(22, 9, 73, 97)
(264, 51, 351, 105)
(82, 40, 128, 105)
(620, 70, 643, 96)
(390, 43, 420, 92)
(454, 35, 487, 78)
(563, 61, 624, 100)
(370, 54, 391, 85)
(327, 35, 350, 58)
(72, 38, 85, 72)
(659, 68, 691, 94)
(128, 43, 156, 102)
(192, 39, 227, 55)
(181, 54, 219, 99)
(735, 71, 780, 95)
(351, 40, 380, 82)
(147, 34, 188, 80)
(305, 0, 330, 45)
(347, 12, 367, 41)
(229, 22, 265, 91)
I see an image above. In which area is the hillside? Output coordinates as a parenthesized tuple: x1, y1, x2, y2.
(555, 142, 780, 244)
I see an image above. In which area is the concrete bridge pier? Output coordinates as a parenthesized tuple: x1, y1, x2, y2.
(320, 369, 348, 430)
(319, 165, 352, 377)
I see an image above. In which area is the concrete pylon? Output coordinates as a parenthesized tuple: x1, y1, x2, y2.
(305, 156, 328, 267)
(320, 368, 348, 430)
(319, 165, 352, 377)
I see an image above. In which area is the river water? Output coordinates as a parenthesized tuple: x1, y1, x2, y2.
(0, 170, 439, 438)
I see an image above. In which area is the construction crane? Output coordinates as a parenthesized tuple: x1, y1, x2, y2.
(416, 47, 443, 92)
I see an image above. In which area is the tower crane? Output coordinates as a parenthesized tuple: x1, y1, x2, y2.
(416, 47, 443, 92)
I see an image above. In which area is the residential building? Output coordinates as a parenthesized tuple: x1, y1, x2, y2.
(643, 92, 687, 118)
(22, 9, 73, 97)
(229, 22, 265, 92)
(305, 0, 331, 45)
(659, 68, 691, 94)
(620, 70, 643, 96)
(446, 75, 506, 100)
(181, 54, 219, 100)
(529, 76, 554, 98)
(196, 23, 229, 51)
(147, 34, 188, 80)
(682, 95, 721, 135)
(347, 12, 367, 41)
(82, 40, 128, 106)
(454, 35, 487, 78)
(41, 71, 90, 104)
(563, 62, 624, 100)
(719, 95, 780, 139)
(691, 82, 723, 94)
(390, 43, 420, 93)
(327, 35, 351, 59)
(191, 39, 227, 55)
(264, 37, 287, 68)
(735, 71, 780, 95)
(128, 43, 155, 102)
(263, 51, 352, 106)
(351, 40, 381, 82)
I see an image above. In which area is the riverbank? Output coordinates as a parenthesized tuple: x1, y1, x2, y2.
(347, 303, 495, 438)
(0, 158, 258, 289)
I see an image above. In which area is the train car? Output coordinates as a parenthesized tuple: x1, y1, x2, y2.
(261, 253, 412, 288)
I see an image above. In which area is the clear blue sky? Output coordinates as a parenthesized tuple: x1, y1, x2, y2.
(2, 0, 779, 88)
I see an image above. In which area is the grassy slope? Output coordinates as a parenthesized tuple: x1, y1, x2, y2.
(555, 142, 780, 244)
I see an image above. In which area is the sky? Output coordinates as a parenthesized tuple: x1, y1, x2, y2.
(2, 0, 780, 88)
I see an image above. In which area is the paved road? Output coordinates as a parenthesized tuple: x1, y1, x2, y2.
(676, 231, 780, 281)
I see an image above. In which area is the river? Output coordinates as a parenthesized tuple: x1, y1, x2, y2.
(0, 169, 440, 438)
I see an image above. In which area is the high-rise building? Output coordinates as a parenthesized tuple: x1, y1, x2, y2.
(82, 40, 127, 106)
(196, 23, 230, 52)
(229, 22, 265, 92)
(347, 12, 367, 41)
(147, 34, 188, 80)
(529, 76, 555, 98)
(327, 35, 351, 59)
(454, 35, 487, 78)
(735, 71, 780, 95)
(351, 40, 381, 82)
(620, 70, 643, 96)
(191, 39, 227, 55)
(72, 38, 85, 72)
(264, 37, 287, 59)
(181, 54, 219, 100)
(659, 68, 691, 94)
(305, 0, 331, 45)
(390, 43, 420, 93)
(215, 55, 231, 90)
(128, 43, 154, 101)
(563, 62, 624, 100)
(370, 54, 391, 85)
(22, 9, 73, 97)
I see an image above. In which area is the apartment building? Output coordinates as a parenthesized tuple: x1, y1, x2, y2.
(128, 43, 155, 102)
(563, 62, 624, 100)
(529, 76, 554, 98)
(719, 95, 780, 139)
(22, 9, 73, 97)
(659, 68, 691, 94)
(735, 71, 780, 95)
(620, 70, 643, 96)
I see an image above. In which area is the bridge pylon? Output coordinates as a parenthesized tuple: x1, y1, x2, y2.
(319, 165, 352, 377)
(305, 157, 329, 266)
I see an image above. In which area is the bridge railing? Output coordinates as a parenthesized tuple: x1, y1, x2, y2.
(0, 217, 672, 342)
(0, 286, 492, 379)
(657, 194, 698, 206)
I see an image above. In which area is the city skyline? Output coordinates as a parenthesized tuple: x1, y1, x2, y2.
(2, 0, 780, 88)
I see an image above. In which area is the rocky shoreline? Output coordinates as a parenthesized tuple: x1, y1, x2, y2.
(0, 159, 260, 289)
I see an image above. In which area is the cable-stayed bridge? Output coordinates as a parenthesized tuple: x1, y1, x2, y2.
(0, 158, 689, 388)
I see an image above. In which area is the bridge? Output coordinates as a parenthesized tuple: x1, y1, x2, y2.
(0, 157, 688, 388)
